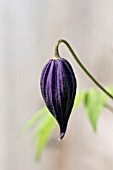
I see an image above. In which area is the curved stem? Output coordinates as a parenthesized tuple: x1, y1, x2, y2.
(55, 39, 113, 100)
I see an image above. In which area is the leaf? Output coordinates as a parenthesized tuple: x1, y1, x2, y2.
(34, 114, 56, 159)
(19, 105, 56, 159)
(83, 89, 106, 131)
(73, 91, 85, 108)
(19, 106, 47, 137)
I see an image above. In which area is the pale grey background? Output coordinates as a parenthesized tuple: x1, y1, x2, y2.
(0, 0, 113, 170)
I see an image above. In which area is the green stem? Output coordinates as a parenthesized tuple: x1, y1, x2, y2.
(55, 39, 113, 100)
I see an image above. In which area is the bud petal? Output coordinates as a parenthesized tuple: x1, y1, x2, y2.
(40, 58, 77, 140)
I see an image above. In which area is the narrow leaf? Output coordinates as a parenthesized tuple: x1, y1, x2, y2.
(34, 114, 55, 159)
(84, 89, 105, 131)
(19, 106, 47, 137)
(73, 91, 85, 108)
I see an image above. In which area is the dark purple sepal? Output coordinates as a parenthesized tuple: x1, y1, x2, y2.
(40, 58, 77, 140)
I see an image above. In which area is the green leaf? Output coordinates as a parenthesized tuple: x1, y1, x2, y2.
(73, 91, 86, 108)
(34, 114, 56, 159)
(19, 106, 56, 159)
(19, 106, 48, 137)
(83, 89, 105, 131)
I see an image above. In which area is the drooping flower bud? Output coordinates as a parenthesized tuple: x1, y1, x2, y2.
(40, 57, 77, 140)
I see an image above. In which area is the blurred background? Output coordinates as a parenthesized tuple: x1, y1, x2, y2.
(0, 0, 113, 170)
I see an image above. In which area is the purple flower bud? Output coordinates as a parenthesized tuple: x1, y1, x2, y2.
(40, 57, 77, 140)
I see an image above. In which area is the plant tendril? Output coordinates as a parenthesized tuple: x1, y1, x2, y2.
(55, 39, 113, 100)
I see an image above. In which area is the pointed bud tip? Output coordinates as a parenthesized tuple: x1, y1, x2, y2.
(58, 132, 65, 141)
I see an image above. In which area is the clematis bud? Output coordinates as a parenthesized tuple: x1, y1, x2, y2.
(40, 57, 77, 140)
